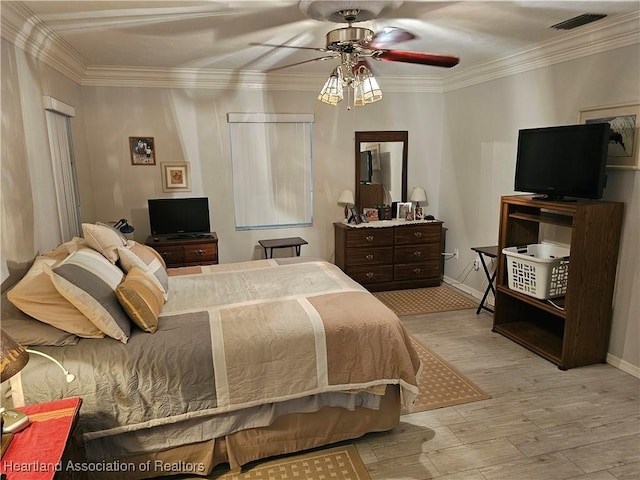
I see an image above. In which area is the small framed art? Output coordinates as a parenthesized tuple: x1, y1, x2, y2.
(579, 102, 640, 170)
(129, 137, 156, 165)
(362, 207, 379, 221)
(161, 162, 191, 192)
(396, 202, 412, 220)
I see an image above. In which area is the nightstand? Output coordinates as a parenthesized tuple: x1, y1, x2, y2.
(1, 397, 84, 480)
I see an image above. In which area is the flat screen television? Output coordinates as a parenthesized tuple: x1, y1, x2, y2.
(148, 197, 210, 236)
(514, 123, 611, 200)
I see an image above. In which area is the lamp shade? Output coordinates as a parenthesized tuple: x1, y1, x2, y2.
(337, 189, 355, 206)
(1, 330, 29, 382)
(409, 187, 428, 204)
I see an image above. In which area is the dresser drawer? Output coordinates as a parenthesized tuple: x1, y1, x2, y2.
(395, 224, 441, 245)
(346, 247, 393, 267)
(347, 265, 394, 284)
(394, 261, 440, 281)
(155, 245, 182, 264)
(183, 243, 218, 264)
(394, 244, 440, 265)
(346, 229, 394, 248)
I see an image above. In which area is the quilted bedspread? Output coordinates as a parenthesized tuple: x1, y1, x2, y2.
(13, 259, 420, 460)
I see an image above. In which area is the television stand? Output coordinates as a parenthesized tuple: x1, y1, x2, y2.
(531, 194, 576, 202)
(145, 232, 218, 268)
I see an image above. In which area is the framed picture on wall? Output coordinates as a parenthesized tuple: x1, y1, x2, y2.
(129, 136, 156, 165)
(579, 102, 640, 170)
(161, 162, 191, 192)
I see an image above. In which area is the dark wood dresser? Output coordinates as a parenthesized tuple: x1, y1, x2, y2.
(334, 220, 443, 291)
(145, 233, 218, 268)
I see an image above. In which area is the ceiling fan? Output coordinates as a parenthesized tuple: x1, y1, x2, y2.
(250, 7, 459, 107)
(252, 8, 459, 73)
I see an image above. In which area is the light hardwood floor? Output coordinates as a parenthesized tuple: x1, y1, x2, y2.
(353, 308, 640, 480)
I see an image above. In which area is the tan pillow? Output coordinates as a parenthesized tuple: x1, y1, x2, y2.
(46, 248, 130, 343)
(6, 256, 104, 338)
(41, 236, 87, 262)
(1, 291, 80, 346)
(116, 267, 164, 333)
(118, 241, 169, 299)
(82, 223, 127, 263)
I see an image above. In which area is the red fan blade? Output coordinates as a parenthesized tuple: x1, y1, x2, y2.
(266, 55, 336, 72)
(369, 27, 416, 49)
(375, 50, 459, 68)
(249, 42, 327, 53)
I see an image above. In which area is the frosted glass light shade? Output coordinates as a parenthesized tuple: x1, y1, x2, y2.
(318, 67, 343, 106)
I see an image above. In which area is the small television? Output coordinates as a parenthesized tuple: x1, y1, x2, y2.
(360, 150, 372, 184)
(148, 197, 210, 236)
(514, 123, 611, 200)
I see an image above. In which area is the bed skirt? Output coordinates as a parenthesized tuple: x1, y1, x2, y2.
(87, 386, 400, 479)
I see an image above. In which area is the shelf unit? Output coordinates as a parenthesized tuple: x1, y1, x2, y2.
(494, 195, 624, 369)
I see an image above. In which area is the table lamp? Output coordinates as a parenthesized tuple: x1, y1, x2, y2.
(1, 330, 30, 433)
(337, 190, 355, 219)
(114, 218, 135, 234)
(409, 187, 428, 220)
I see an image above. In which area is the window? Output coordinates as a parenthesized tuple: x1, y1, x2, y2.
(44, 96, 81, 241)
(228, 113, 313, 229)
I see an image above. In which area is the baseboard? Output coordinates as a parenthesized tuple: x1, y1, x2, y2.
(442, 275, 494, 307)
(443, 275, 639, 378)
(606, 354, 640, 378)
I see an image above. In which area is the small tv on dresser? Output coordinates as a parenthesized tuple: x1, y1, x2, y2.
(148, 197, 210, 238)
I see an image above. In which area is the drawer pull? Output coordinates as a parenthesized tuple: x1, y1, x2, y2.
(195, 249, 206, 256)
(413, 267, 422, 274)
(365, 235, 375, 242)
(413, 251, 422, 257)
(365, 254, 374, 260)
(161, 252, 173, 257)
(414, 231, 423, 238)
(366, 272, 375, 279)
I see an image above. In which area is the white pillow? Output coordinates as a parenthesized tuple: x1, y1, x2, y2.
(82, 222, 127, 263)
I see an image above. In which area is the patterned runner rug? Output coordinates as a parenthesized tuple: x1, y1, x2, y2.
(373, 285, 477, 316)
(210, 444, 370, 480)
(406, 336, 491, 413)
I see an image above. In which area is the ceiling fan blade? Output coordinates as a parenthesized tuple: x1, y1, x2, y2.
(250, 42, 327, 53)
(368, 27, 416, 49)
(266, 55, 336, 72)
(375, 50, 459, 68)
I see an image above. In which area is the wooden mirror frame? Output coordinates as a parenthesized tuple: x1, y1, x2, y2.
(355, 131, 408, 212)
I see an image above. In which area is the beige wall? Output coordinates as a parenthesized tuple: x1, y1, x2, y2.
(78, 86, 444, 262)
(1, 38, 94, 286)
(439, 44, 640, 372)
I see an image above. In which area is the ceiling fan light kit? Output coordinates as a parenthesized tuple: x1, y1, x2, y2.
(256, 1, 459, 108)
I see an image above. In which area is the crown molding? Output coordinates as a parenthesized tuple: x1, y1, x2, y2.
(0, 1, 86, 84)
(442, 10, 640, 92)
(2, 3, 638, 93)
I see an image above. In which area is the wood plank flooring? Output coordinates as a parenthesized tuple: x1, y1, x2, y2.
(352, 308, 640, 479)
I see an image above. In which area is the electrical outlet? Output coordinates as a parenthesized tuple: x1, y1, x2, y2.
(453, 249, 459, 260)
(473, 258, 480, 271)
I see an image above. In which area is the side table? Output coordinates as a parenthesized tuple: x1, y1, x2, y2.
(258, 237, 308, 259)
(1, 397, 84, 480)
(471, 245, 498, 314)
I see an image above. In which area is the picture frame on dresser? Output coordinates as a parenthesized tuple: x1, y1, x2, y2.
(396, 202, 412, 220)
(578, 102, 640, 170)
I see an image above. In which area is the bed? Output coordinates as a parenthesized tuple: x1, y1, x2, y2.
(4, 228, 420, 479)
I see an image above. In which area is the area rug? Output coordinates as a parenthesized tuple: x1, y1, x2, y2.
(406, 336, 490, 414)
(373, 285, 477, 316)
(210, 444, 370, 480)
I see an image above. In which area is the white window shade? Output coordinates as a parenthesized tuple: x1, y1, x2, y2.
(228, 113, 314, 230)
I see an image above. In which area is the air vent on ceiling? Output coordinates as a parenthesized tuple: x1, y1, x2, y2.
(551, 13, 607, 30)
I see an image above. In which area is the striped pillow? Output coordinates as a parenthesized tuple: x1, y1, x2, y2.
(118, 242, 169, 299)
(116, 267, 164, 333)
(46, 248, 131, 343)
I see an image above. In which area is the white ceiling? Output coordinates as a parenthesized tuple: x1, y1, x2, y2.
(3, 1, 640, 85)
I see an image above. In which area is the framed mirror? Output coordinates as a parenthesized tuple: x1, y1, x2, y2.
(355, 131, 408, 213)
